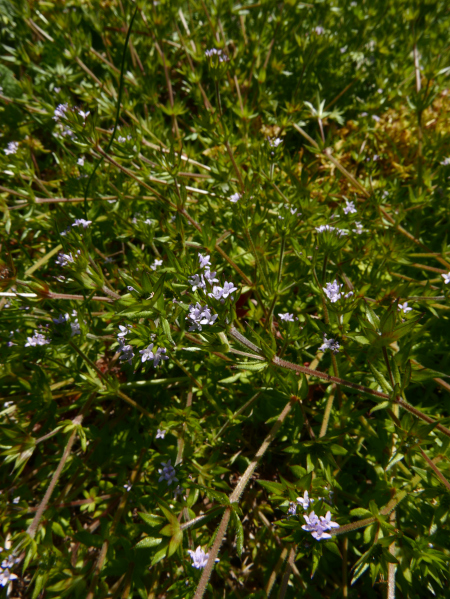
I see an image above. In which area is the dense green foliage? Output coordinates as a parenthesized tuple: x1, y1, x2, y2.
(1, 0, 450, 597)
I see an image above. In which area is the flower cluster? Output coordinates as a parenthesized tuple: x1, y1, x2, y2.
(205, 48, 229, 62)
(288, 490, 314, 515)
(139, 343, 169, 367)
(186, 303, 218, 332)
(302, 511, 339, 541)
(0, 550, 19, 589)
(319, 334, 340, 353)
(55, 250, 80, 267)
(208, 281, 237, 301)
(25, 331, 50, 347)
(150, 258, 163, 271)
(158, 459, 178, 486)
(316, 225, 347, 236)
(4, 142, 18, 155)
(188, 546, 210, 569)
(323, 280, 353, 303)
(278, 312, 295, 322)
(73, 218, 92, 229)
(188, 254, 237, 303)
(343, 199, 357, 214)
(53, 103, 68, 121)
(116, 325, 134, 364)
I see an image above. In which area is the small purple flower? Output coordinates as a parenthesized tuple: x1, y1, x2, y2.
(398, 302, 412, 313)
(229, 192, 241, 203)
(198, 253, 211, 269)
(156, 429, 166, 439)
(4, 142, 18, 155)
(343, 200, 357, 215)
(323, 280, 342, 303)
(53, 103, 68, 121)
(158, 459, 178, 486)
(25, 331, 50, 347)
(204, 270, 219, 285)
(73, 218, 92, 229)
(221, 281, 238, 299)
(319, 334, 340, 353)
(278, 313, 295, 322)
(296, 490, 314, 510)
(442, 272, 450, 284)
(302, 510, 339, 541)
(188, 546, 209, 569)
(188, 273, 206, 292)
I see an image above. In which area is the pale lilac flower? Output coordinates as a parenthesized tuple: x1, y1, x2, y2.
(278, 313, 295, 322)
(73, 218, 92, 229)
(343, 200, 357, 214)
(153, 347, 169, 367)
(302, 510, 339, 540)
(53, 103, 68, 121)
(205, 48, 229, 62)
(150, 259, 163, 271)
(12, 497, 20, 504)
(118, 341, 134, 364)
(398, 302, 412, 313)
(440, 157, 450, 166)
(173, 485, 183, 499)
(353, 222, 364, 234)
(156, 429, 166, 439)
(77, 157, 85, 166)
(4, 142, 18, 155)
(188, 273, 206, 292)
(117, 135, 132, 143)
(139, 344, 168, 367)
(139, 344, 155, 363)
(117, 325, 131, 339)
(268, 137, 283, 148)
(158, 459, 178, 486)
(344, 291, 354, 299)
(186, 303, 218, 331)
(76, 108, 90, 121)
(314, 26, 324, 34)
(188, 546, 210, 569)
(123, 483, 132, 492)
(288, 502, 298, 516)
(372, 115, 380, 123)
(208, 286, 224, 301)
(204, 270, 219, 285)
(319, 334, 340, 353)
(221, 281, 238, 299)
(340, 46, 347, 53)
(323, 280, 342, 303)
(55, 250, 79, 266)
(442, 272, 450, 284)
(70, 319, 81, 337)
(198, 253, 211, 269)
(25, 331, 50, 347)
(229, 192, 241, 203)
(127, 286, 136, 292)
(316, 224, 347, 236)
(53, 313, 68, 324)
(0, 568, 18, 588)
(296, 490, 313, 511)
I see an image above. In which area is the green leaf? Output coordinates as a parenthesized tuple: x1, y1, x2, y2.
(135, 537, 163, 549)
(139, 513, 164, 527)
(256, 480, 286, 494)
